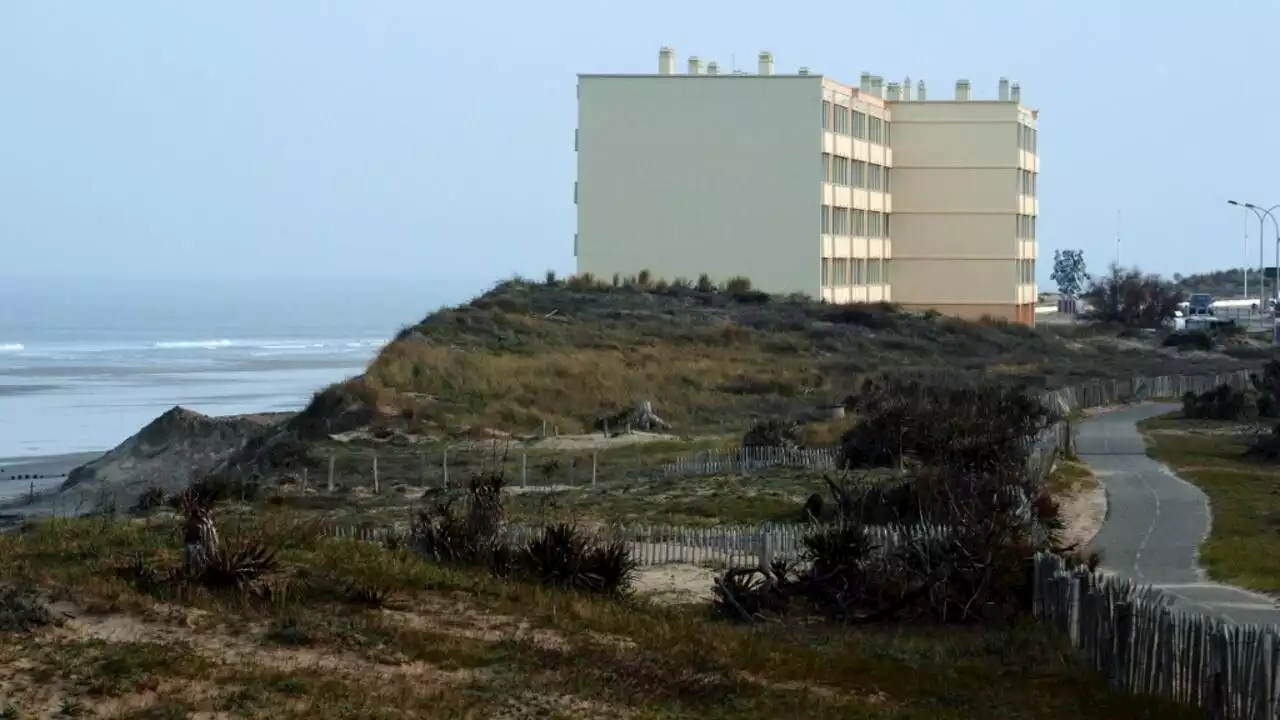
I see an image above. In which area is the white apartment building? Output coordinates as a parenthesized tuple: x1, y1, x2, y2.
(575, 48, 1039, 324)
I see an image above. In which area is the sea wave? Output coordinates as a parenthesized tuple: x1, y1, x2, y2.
(153, 339, 235, 350)
(149, 338, 384, 353)
(0, 343, 24, 353)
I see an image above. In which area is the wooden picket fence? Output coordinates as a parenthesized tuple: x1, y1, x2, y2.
(1034, 553, 1280, 718)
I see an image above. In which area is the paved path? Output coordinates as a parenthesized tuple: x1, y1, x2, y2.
(1080, 403, 1280, 626)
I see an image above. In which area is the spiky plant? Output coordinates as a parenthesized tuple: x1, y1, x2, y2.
(197, 539, 278, 594)
(519, 523, 636, 596)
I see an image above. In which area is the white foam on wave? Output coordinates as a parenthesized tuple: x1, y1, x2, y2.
(0, 343, 23, 353)
(153, 339, 234, 350)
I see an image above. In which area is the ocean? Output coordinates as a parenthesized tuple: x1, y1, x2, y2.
(0, 281, 454, 498)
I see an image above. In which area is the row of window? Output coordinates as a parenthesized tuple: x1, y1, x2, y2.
(1019, 169, 1038, 197)
(1017, 258, 1037, 285)
(1017, 124, 1038, 153)
(1016, 214, 1037, 239)
(822, 257, 889, 286)
(821, 101, 890, 145)
(821, 205, 890, 237)
(822, 154, 891, 191)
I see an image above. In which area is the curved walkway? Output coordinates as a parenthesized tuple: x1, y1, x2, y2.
(1080, 403, 1280, 626)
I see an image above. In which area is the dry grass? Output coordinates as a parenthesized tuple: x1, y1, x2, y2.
(0, 514, 1201, 719)
(299, 278, 1251, 438)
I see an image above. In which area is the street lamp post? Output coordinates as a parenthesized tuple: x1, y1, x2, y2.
(1227, 200, 1280, 309)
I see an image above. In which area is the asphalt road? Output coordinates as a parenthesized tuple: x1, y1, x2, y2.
(1080, 404, 1280, 626)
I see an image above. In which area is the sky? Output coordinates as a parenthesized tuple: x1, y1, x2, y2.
(1, 1, 1277, 301)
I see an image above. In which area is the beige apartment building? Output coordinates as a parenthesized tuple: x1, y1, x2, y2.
(574, 48, 1039, 324)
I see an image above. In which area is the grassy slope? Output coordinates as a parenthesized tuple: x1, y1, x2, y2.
(304, 278, 1251, 439)
(0, 515, 1199, 720)
(1139, 413, 1280, 592)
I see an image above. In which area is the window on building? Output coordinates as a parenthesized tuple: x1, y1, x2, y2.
(854, 209, 866, 236)
(1031, 216, 1036, 238)
(868, 258, 882, 283)
(854, 161, 867, 187)
(821, 204, 831, 234)
(835, 258, 849, 284)
(883, 259, 891, 285)
(834, 207, 850, 235)
(834, 156, 851, 185)
(869, 211, 883, 237)
(884, 120, 891, 145)
(835, 106, 851, 135)
(869, 116, 883, 144)
(1031, 128, 1037, 153)
(884, 167, 891, 193)
(868, 164, 882, 191)
(823, 101, 831, 131)
(852, 111, 867, 139)
(884, 213, 891, 238)
(822, 153, 832, 183)
(822, 257, 832, 286)
(1031, 172, 1037, 197)
(853, 258, 866, 284)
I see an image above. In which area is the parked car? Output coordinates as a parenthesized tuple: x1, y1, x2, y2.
(1188, 293, 1214, 316)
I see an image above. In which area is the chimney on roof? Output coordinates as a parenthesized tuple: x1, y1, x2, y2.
(798, 67, 810, 75)
(955, 79, 971, 101)
(886, 82, 901, 101)
(902, 76, 911, 100)
(998, 77, 1010, 101)
(706, 61, 719, 75)
(658, 47, 675, 75)
(859, 72, 872, 92)
(758, 51, 773, 76)
(917, 79, 926, 100)
(870, 75, 884, 98)
(687, 56, 702, 74)
(1011, 82, 1021, 103)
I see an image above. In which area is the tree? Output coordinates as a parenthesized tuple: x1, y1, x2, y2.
(1083, 263, 1183, 329)
(1050, 250, 1089, 297)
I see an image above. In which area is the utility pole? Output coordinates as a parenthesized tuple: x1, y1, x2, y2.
(1243, 209, 1250, 300)
(1115, 210, 1122, 267)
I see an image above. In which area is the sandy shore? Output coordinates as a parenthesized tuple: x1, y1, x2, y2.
(0, 452, 102, 499)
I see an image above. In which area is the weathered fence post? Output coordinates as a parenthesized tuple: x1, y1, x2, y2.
(591, 451, 598, 486)
(327, 454, 335, 492)
(442, 448, 449, 489)
(372, 453, 380, 494)
(758, 531, 774, 572)
(1114, 601, 1134, 693)
(521, 452, 528, 488)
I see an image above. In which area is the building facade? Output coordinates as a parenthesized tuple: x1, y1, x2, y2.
(574, 48, 1039, 323)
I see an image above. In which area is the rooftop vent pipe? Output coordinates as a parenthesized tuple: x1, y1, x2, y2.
(758, 51, 773, 76)
(687, 56, 702, 74)
(955, 79, 971, 101)
(658, 47, 675, 74)
(998, 77, 1010, 101)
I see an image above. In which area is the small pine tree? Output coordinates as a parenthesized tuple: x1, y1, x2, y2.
(696, 273, 715, 293)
